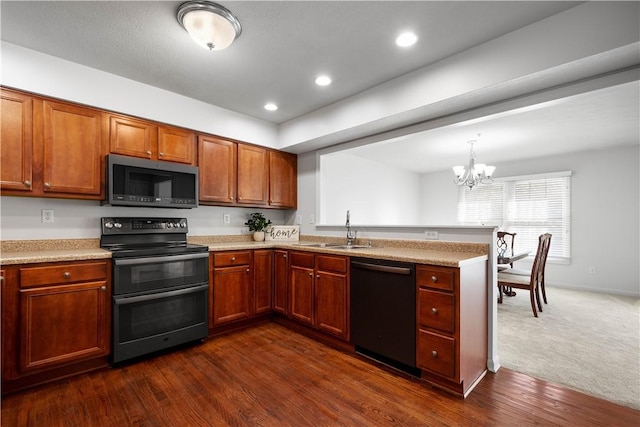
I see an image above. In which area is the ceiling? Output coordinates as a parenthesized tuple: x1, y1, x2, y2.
(1, 1, 582, 124)
(1, 1, 638, 173)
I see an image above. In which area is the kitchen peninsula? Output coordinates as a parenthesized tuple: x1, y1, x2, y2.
(1, 235, 488, 396)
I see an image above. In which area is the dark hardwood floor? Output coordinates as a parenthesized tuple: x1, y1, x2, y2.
(2, 322, 638, 426)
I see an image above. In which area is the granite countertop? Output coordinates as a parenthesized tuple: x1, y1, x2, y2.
(1, 236, 488, 268)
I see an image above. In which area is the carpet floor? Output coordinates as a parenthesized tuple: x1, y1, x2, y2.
(497, 285, 640, 410)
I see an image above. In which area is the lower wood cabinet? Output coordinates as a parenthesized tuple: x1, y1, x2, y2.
(210, 251, 253, 327)
(288, 251, 349, 340)
(273, 250, 289, 315)
(1, 260, 111, 393)
(416, 262, 487, 397)
(253, 249, 273, 315)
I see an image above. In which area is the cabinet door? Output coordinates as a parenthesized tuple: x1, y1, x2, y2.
(269, 151, 297, 208)
(0, 89, 33, 192)
(158, 125, 195, 165)
(273, 250, 288, 315)
(289, 266, 314, 325)
(212, 265, 251, 325)
(198, 135, 237, 204)
(253, 250, 273, 315)
(237, 143, 268, 206)
(41, 99, 105, 197)
(109, 114, 157, 159)
(19, 280, 109, 372)
(315, 270, 348, 339)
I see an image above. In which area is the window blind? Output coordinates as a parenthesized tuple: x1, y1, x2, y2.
(457, 172, 571, 262)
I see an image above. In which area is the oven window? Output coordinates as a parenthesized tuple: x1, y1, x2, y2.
(115, 287, 206, 343)
(114, 255, 208, 294)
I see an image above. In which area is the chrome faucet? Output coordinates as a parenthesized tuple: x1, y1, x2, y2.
(346, 210, 357, 245)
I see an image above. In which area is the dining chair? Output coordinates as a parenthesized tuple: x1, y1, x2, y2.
(497, 233, 552, 317)
(501, 234, 552, 304)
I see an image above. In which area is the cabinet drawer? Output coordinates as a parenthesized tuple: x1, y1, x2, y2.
(418, 289, 455, 334)
(289, 251, 314, 269)
(19, 262, 107, 288)
(213, 251, 251, 267)
(417, 266, 455, 292)
(316, 255, 347, 274)
(417, 329, 456, 379)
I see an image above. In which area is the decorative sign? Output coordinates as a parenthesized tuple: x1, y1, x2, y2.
(266, 226, 299, 241)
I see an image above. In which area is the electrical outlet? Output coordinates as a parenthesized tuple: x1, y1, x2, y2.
(42, 209, 54, 223)
(425, 231, 439, 240)
(588, 267, 597, 274)
(223, 213, 231, 224)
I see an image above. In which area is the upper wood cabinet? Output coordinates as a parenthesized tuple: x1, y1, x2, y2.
(1, 89, 106, 199)
(197, 135, 297, 209)
(237, 143, 269, 206)
(1, 89, 33, 192)
(269, 150, 297, 209)
(198, 135, 237, 204)
(108, 114, 195, 165)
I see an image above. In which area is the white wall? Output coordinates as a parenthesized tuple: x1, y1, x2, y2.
(420, 145, 640, 297)
(0, 197, 287, 241)
(319, 152, 421, 225)
(0, 42, 279, 148)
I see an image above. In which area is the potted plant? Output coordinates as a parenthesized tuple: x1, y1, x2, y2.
(245, 212, 272, 242)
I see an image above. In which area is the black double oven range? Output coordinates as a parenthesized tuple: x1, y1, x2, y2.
(100, 217, 209, 364)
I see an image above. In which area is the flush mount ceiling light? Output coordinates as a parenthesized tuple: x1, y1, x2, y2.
(177, 1, 242, 51)
(452, 136, 496, 190)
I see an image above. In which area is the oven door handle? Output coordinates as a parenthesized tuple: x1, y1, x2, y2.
(114, 284, 209, 305)
(113, 252, 209, 266)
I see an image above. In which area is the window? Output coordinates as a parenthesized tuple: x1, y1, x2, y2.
(457, 171, 571, 262)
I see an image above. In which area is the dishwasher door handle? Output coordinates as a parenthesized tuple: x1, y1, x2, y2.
(351, 261, 412, 275)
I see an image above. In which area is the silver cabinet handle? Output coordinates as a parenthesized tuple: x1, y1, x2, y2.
(431, 276, 438, 282)
(100, 285, 106, 291)
(431, 307, 438, 314)
(63, 272, 71, 279)
(231, 257, 236, 261)
(431, 350, 438, 358)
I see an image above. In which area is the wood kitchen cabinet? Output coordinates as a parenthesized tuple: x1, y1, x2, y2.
(1, 260, 111, 394)
(211, 251, 253, 327)
(1, 88, 33, 192)
(288, 252, 349, 340)
(253, 249, 273, 315)
(416, 261, 487, 397)
(269, 150, 297, 208)
(198, 135, 237, 204)
(273, 250, 289, 315)
(0, 89, 106, 199)
(237, 143, 269, 206)
(109, 114, 196, 165)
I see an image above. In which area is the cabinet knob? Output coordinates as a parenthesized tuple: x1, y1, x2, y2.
(159, 152, 165, 157)
(63, 272, 71, 279)
(431, 307, 438, 315)
(44, 182, 51, 189)
(308, 273, 313, 277)
(283, 255, 287, 259)
(431, 350, 438, 358)
(24, 180, 31, 187)
(100, 285, 106, 291)
(431, 275, 438, 283)
(316, 275, 320, 278)
(146, 150, 152, 156)
(246, 268, 250, 273)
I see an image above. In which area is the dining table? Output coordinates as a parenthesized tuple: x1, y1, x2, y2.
(497, 251, 531, 299)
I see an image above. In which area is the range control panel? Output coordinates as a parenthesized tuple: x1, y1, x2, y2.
(101, 217, 188, 235)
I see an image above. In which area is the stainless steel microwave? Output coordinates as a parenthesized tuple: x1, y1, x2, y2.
(104, 154, 199, 208)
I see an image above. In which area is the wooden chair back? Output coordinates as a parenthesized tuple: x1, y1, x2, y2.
(497, 231, 516, 258)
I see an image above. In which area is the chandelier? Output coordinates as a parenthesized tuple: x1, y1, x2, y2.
(452, 138, 496, 190)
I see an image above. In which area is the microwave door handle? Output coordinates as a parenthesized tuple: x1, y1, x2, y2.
(114, 284, 209, 305)
(113, 252, 209, 266)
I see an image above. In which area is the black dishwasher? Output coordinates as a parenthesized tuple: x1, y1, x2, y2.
(350, 257, 419, 376)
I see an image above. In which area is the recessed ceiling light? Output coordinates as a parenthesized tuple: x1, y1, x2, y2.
(264, 103, 278, 111)
(315, 75, 332, 86)
(396, 32, 418, 47)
